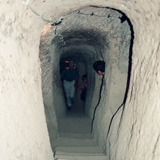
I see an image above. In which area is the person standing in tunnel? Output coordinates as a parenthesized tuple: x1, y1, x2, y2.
(61, 61, 79, 110)
(77, 74, 87, 102)
(93, 60, 105, 75)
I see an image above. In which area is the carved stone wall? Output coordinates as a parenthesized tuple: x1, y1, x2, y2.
(0, 0, 160, 160)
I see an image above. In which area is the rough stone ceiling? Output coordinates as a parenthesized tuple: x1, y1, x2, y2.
(41, 6, 130, 64)
(54, 6, 122, 49)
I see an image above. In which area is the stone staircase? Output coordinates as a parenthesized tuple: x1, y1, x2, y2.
(53, 111, 107, 160)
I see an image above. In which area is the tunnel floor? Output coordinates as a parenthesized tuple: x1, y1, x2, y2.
(53, 102, 107, 159)
(64, 99, 86, 117)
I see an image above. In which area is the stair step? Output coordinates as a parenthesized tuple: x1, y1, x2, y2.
(56, 151, 105, 156)
(55, 146, 104, 154)
(59, 132, 94, 139)
(55, 154, 107, 160)
(55, 116, 106, 160)
(53, 137, 97, 147)
(58, 118, 92, 133)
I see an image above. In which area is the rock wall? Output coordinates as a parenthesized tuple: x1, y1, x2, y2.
(0, 1, 53, 160)
(105, 1, 160, 160)
(0, 0, 160, 160)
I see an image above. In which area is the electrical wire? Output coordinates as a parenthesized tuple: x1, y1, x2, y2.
(91, 75, 104, 133)
(105, 11, 134, 139)
(23, 0, 65, 51)
(77, 11, 119, 19)
(77, 10, 127, 24)
(54, 26, 66, 53)
(22, 0, 53, 23)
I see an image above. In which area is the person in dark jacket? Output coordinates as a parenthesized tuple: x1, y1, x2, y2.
(61, 61, 79, 110)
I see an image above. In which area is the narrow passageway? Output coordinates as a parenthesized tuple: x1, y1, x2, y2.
(54, 94, 106, 159)
(53, 59, 104, 159)
(1, 1, 159, 160)
(39, 6, 131, 159)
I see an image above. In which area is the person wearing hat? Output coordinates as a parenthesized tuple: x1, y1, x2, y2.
(61, 61, 79, 110)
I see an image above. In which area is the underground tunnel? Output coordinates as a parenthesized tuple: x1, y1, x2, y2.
(1, 1, 160, 160)
(39, 6, 132, 157)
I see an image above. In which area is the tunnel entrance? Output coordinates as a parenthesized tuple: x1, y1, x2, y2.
(39, 6, 132, 155)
